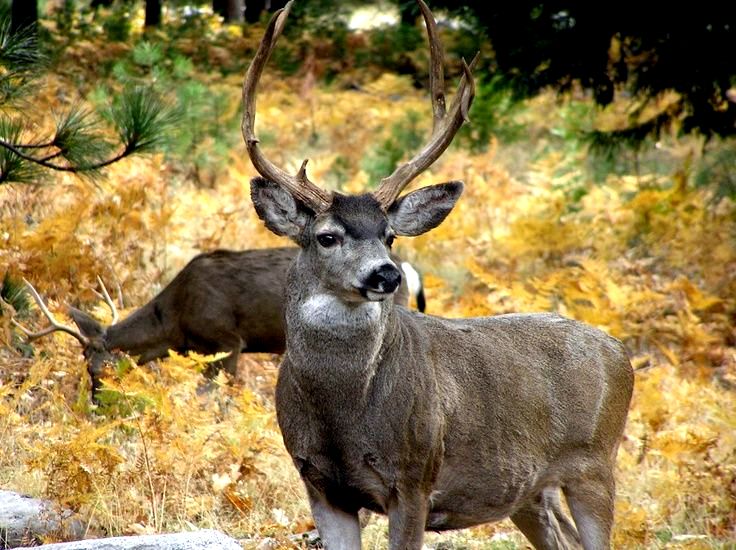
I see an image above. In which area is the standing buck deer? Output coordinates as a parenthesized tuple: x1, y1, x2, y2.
(242, 2, 634, 549)
(14, 247, 421, 394)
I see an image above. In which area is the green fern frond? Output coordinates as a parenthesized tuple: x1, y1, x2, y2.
(0, 272, 30, 316)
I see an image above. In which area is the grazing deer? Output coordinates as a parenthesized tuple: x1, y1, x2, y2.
(14, 247, 421, 394)
(242, 2, 634, 549)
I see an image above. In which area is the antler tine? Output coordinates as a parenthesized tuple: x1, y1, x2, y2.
(14, 278, 89, 345)
(242, 1, 332, 213)
(373, 0, 478, 210)
(450, 56, 477, 123)
(418, 0, 446, 131)
(95, 276, 119, 324)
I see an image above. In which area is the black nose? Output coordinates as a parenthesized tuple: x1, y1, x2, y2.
(365, 263, 402, 294)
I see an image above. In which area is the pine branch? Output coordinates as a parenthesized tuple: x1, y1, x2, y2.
(0, 9, 178, 185)
(38, 151, 64, 162)
(108, 86, 180, 155)
(0, 15, 40, 73)
(0, 118, 41, 184)
(0, 90, 178, 183)
(0, 13, 44, 106)
(0, 136, 144, 173)
(12, 141, 56, 149)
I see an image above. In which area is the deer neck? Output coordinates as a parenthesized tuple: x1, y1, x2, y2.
(103, 301, 168, 354)
(282, 261, 399, 393)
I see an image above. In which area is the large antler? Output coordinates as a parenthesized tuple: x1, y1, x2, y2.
(242, 1, 332, 213)
(12, 279, 89, 345)
(372, 0, 477, 209)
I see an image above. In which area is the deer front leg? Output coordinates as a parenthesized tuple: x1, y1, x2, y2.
(306, 485, 361, 550)
(201, 334, 243, 379)
(387, 487, 429, 550)
(219, 339, 242, 377)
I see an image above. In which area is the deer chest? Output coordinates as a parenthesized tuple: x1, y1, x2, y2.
(291, 444, 396, 514)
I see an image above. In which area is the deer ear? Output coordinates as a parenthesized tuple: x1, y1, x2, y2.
(250, 177, 313, 241)
(69, 307, 105, 339)
(387, 181, 463, 236)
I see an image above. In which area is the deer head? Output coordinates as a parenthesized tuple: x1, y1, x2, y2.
(13, 278, 118, 393)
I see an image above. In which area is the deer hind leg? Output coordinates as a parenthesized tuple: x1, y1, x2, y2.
(510, 487, 581, 550)
(562, 468, 615, 550)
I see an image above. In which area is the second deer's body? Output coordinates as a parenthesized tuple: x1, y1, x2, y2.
(66, 246, 418, 388)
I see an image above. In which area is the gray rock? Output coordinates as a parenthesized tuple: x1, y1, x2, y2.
(16, 529, 243, 549)
(0, 490, 83, 548)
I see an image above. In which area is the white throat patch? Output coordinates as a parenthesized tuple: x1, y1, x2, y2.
(299, 293, 381, 329)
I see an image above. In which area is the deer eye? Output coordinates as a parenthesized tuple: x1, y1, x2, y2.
(386, 234, 395, 248)
(317, 233, 340, 248)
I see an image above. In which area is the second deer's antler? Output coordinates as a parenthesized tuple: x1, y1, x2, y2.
(91, 276, 119, 325)
(13, 279, 89, 345)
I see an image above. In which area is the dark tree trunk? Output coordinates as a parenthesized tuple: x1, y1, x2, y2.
(215, 0, 244, 22)
(213, 0, 227, 19)
(244, 0, 265, 23)
(11, 0, 38, 35)
(267, 0, 289, 10)
(398, 0, 419, 25)
(145, 0, 162, 28)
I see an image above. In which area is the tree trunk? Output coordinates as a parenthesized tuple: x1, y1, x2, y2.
(213, 0, 227, 19)
(244, 0, 265, 23)
(145, 0, 162, 28)
(216, 0, 244, 22)
(11, 0, 38, 35)
(398, 0, 419, 26)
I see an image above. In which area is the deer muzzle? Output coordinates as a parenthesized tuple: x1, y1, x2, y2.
(360, 263, 402, 300)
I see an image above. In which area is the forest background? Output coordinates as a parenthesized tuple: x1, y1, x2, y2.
(0, 0, 735, 548)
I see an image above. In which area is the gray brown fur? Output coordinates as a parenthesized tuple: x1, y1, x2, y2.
(250, 177, 634, 550)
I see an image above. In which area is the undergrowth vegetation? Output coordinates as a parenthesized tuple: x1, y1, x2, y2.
(1, 6, 735, 549)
